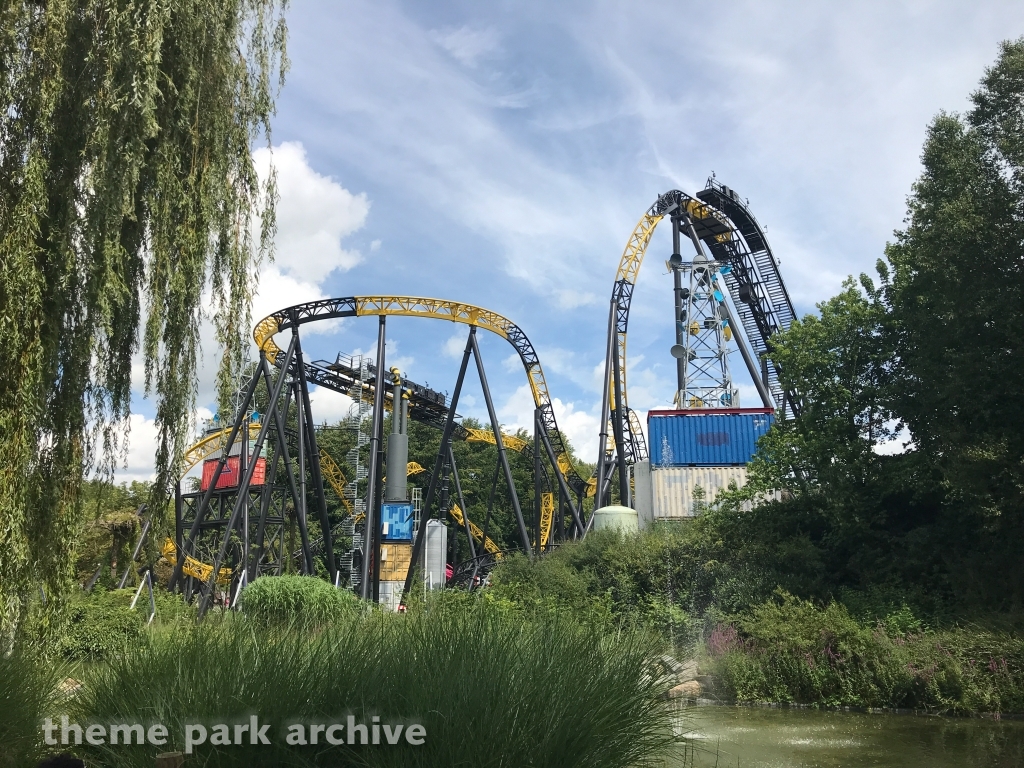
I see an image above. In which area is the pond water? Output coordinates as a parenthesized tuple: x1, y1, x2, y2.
(675, 705, 1024, 767)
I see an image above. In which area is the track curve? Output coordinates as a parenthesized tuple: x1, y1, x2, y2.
(252, 296, 590, 496)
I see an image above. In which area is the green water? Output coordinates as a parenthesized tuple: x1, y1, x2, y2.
(676, 705, 1024, 767)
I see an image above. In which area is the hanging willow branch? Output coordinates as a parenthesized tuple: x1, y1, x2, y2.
(0, 0, 287, 647)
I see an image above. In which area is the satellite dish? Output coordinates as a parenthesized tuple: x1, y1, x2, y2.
(670, 344, 686, 359)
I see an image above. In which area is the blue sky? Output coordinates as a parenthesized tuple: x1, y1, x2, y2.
(118, 0, 1024, 481)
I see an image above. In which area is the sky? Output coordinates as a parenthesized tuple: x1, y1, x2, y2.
(116, 0, 1024, 482)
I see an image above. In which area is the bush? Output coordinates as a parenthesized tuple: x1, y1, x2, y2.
(0, 649, 67, 768)
(72, 604, 676, 768)
(239, 574, 360, 629)
(702, 591, 1024, 713)
(54, 588, 145, 661)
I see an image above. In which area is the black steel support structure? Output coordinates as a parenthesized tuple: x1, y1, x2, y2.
(197, 339, 298, 618)
(169, 359, 267, 592)
(448, 446, 477, 562)
(470, 330, 531, 555)
(534, 408, 542, 556)
(295, 332, 338, 582)
(595, 298, 617, 511)
(400, 330, 475, 605)
(610, 327, 631, 509)
(360, 316, 388, 600)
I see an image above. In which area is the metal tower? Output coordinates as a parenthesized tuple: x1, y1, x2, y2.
(672, 252, 738, 408)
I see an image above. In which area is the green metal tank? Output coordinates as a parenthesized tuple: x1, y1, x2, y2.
(592, 505, 639, 534)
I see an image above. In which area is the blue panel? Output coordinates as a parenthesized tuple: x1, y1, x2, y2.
(648, 411, 774, 466)
(381, 502, 414, 541)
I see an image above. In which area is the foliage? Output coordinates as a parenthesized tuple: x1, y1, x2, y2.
(0, 648, 68, 768)
(727, 38, 1024, 615)
(71, 603, 676, 768)
(885, 38, 1024, 523)
(239, 574, 360, 629)
(749, 278, 897, 497)
(0, 0, 288, 648)
(703, 592, 1024, 714)
(490, 526, 705, 649)
(74, 482, 149, 588)
(53, 589, 145, 661)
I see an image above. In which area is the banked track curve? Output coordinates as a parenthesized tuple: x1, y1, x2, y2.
(252, 296, 590, 498)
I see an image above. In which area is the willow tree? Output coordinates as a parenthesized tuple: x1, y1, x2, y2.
(0, 0, 287, 646)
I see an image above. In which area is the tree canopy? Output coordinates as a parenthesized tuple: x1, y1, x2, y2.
(732, 38, 1024, 616)
(0, 0, 287, 647)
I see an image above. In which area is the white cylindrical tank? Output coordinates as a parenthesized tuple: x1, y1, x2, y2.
(592, 505, 639, 534)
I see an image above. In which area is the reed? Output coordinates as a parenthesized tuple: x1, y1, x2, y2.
(71, 600, 679, 767)
(0, 648, 68, 768)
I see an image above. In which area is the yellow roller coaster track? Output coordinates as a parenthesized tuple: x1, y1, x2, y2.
(464, 427, 558, 548)
(161, 539, 233, 585)
(607, 194, 739, 465)
(449, 503, 503, 559)
(253, 296, 589, 503)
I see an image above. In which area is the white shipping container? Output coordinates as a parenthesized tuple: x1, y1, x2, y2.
(651, 465, 750, 518)
(378, 580, 405, 612)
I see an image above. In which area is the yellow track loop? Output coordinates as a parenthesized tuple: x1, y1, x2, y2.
(161, 539, 233, 584)
(253, 297, 577, 484)
(180, 427, 232, 476)
(609, 199, 734, 416)
(353, 297, 554, 417)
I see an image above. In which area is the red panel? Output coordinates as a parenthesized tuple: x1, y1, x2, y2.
(647, 407, 774, 419)
(200, 456, 266, 491)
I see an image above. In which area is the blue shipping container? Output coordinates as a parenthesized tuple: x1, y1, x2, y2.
(381, 502, 414, 541)
(648, 409, 774, 467)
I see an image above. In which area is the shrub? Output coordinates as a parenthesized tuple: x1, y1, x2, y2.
(0, 649, 67, 768)
(702, 592, 1024, 713)
(239, 574, 360, 629)
(54, 588, 144, 661)
(72, 605, 677, 768)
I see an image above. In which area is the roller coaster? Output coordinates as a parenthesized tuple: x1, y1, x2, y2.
(157, 176, 797, 614)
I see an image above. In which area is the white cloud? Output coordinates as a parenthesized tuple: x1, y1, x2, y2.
(555, 289, 598, 310)
(308, 387, 356, 425)
(370, 239, 382, 251)
(443, 332, 468, 359)
(429, 26, 500, 67)
(123, 143, 369, 482)
(498, 384, 601, 463)
(253, 141, 369, 283)
(114, 413, 160, 483)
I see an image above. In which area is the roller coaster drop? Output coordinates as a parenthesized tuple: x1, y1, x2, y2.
(163, 177, 798, 612)
(595, 177, 798, 508)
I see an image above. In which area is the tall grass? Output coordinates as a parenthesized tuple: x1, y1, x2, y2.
(239, 575, 360, 630)
(72, 602, 679, 767)
(0, 649, 68, 768)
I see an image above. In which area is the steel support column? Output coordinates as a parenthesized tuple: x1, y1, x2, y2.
(400, 329, 475, 605)
(294, 332, 338, 581)
(196, 340, 297, 618)
(360, 316, 388, 599)
(448, 446, 477, 563)
(595, 298, 617, 510)
(169, 358, 268, 592)
(470, 330, 531, 555)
